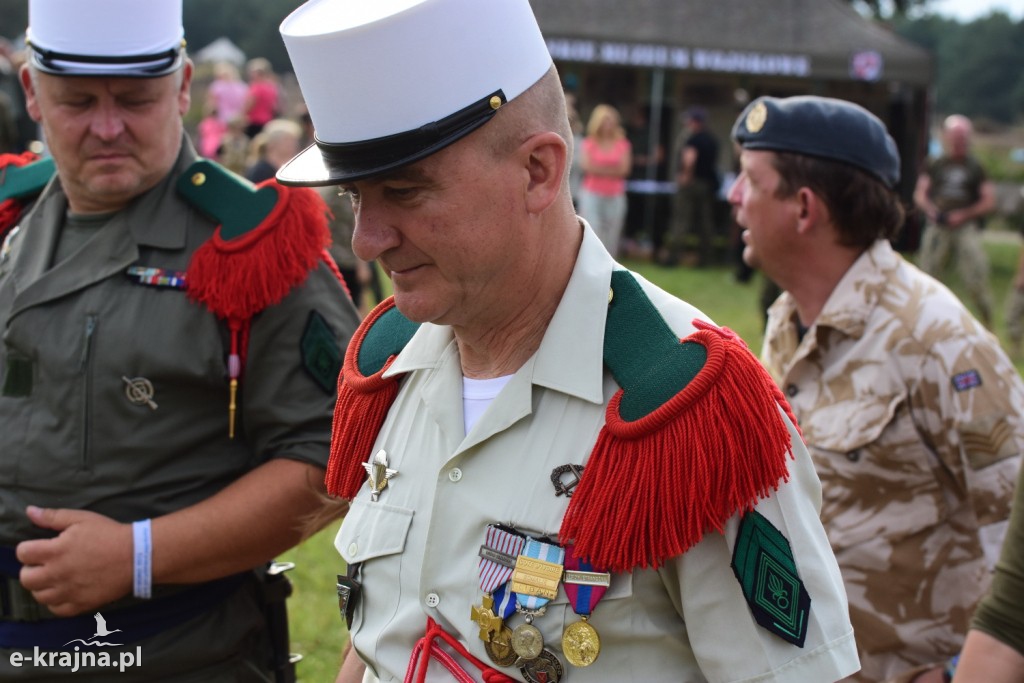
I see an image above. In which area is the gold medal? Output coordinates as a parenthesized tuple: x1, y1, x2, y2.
(520, 649, 563, 683)
(562, 617, 601, 667)
(484, 625, 517, 667)
(470, 595, 504, 643)
(511, 621, 544, 660)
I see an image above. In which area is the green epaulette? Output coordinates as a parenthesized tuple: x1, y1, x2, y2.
(176, 160, 279, 239)
(0, 155, 56, 235)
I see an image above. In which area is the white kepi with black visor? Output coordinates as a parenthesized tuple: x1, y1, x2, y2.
(25, 0, 186, 77)
(276, 0, 553, 186)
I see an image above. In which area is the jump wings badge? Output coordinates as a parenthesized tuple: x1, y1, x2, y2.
(363, 449, 398, 502)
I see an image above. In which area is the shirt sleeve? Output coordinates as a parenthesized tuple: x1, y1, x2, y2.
(667, 409, 861, 683)
(240, 259, 362, 468)
(914, 329, 1024, 532)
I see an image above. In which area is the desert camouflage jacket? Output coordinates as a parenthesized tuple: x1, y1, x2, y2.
(762, 239, 1023, 683)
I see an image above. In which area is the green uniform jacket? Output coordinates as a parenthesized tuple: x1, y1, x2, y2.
(0, 139, 360, 679)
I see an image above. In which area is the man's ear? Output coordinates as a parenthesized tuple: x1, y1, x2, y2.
(794, 186, 828, 235)
(521, 131, 567, 215)
(19, 64, 42, 123)
(178, 60, 194, 116)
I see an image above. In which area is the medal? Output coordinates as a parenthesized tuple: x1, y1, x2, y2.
(473, 525, 529, 667)
(562, 619, 600, 667)
(520, 649, 563, 683)
(561, 545, 610, 667)
(510, 538, 564, 661)
(482, 583, 520, 667)
(484, 624, 518, 667)
(511, 618, 544, 660)
(470, 594, 504, 643)
(472, 525, 525, 647)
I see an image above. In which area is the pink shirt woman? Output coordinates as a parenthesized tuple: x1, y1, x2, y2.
(578, 104, 632, 256)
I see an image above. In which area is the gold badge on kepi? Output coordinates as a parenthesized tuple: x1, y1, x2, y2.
(746, 101, 768, 134)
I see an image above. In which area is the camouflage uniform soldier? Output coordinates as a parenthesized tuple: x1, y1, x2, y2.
(729, 96, 1024, 683)
(913, 115, 996, 328)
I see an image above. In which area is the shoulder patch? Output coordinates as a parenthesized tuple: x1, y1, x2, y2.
(731, 510, 811, 647)
(952, 369, 982, 393)
(176, 160, 278, 240)
(302, 310, 342, 394)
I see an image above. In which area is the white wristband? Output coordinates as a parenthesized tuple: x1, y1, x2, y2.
(132, 519, 152, 600)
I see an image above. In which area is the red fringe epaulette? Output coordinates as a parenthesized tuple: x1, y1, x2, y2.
(182, 169, 334, 437)
(186, 179, 331, 325)
(326, 272, 800, 573)
(559, 321, 796, 572)
(326, 297, 419, 497)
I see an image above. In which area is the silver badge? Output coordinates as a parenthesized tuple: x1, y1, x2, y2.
(362, 449, 398, 502)
(122, 376, 157, 410)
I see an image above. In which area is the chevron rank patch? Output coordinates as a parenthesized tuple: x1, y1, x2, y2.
(731, 511, 811, 647)
(301, 310, 341, 395)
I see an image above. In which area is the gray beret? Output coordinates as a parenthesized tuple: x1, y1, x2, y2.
(732, 95, 900, 189)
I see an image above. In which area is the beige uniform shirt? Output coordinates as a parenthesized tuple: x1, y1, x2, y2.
(762, 239, 1023, 682)
(339, 226, 859, 682)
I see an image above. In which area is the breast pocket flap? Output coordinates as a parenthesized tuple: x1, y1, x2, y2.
(335, 499, 414, 564)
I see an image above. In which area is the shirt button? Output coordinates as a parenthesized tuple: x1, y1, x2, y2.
(846, 450, 860, 462)
(448, 468, 463, 482)
(426, 593, 441, 608)
(347, 542, 358, 556)
(786, 384, 799, 398)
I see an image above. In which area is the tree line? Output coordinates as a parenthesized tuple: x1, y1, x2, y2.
(1, 0, 1021, 124)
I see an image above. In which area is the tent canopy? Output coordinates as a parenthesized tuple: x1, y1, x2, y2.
(193, 37, 246, 67)
(530, 0, 932, 87)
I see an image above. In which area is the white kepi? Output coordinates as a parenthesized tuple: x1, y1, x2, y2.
(277, 0, 553, 185)
(25, 0, 185, 77)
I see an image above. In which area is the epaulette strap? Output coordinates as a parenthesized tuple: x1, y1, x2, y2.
(326, 297, 420, 497)
(177, 160, 278, 240)
(0, 153, 55, 234)
(558, 270, 796, 573)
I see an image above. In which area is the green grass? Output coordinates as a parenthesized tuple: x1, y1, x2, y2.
(283, 232, 1024, 680)
(281, 524, 348, 682)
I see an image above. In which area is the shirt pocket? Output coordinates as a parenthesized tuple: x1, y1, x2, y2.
(806, 392, 947, 552)
(336, 499, 415, 564)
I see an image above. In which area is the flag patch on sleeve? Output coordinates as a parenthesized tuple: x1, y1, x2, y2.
(952, 370, 982, 392)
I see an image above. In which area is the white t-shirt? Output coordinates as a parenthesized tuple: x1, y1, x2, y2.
(462, 375, 513, 435)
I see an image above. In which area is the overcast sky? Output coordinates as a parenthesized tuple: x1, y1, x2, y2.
(931, 0, 1024, 20)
